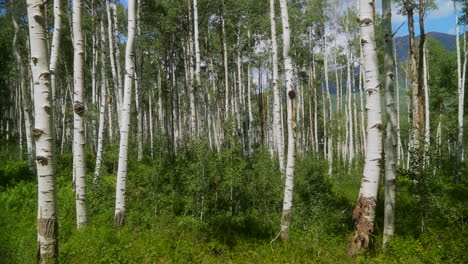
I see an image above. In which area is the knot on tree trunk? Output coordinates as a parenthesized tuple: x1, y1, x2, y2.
(36, 155, 48, 166)
(32, 128, 44, 138)
(74, 101, 85, 115)
(359, 18, 372, 26)
(288, 90, 296, 99)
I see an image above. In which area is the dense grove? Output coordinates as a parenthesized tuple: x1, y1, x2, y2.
(0, 142, 466, 263)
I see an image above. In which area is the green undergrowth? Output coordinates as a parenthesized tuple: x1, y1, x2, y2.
(0, 144, 466, 263)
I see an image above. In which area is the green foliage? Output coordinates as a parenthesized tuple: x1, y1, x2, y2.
(0, 160, 33, 188)
(0, 144, 466, 263)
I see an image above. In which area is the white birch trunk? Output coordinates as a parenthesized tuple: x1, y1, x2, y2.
(112, 1, 123, 100)
(115, 0, 136, 227)
(50, 0, 61, 104)
(348, 0, 383, 255)
(26, 0, 58, 261)
(221, 10, 229, 118)
(382, 0, 397, 246)
(423, 44, 430, 154)
(11, 0, 35, 172)
(270, 0, 285, 172)
(94, 18, 107, 185)
(455, 1, 465, 182)
(279, 0, 296, 240)
(72, 0, 87, 229)
(106, 0, 122, 124)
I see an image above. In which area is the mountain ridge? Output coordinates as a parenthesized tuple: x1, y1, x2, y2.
(394, 32, 456, 62)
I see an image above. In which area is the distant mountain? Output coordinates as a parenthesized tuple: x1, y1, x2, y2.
(394, 32, 456, 62)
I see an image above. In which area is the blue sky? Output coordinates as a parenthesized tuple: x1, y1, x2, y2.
(119, 0, 458, 37)
(388, 0, 458, 36)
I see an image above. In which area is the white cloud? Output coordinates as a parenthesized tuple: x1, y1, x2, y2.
(427, 0, 455, 19)
(447, 27, 456, 35)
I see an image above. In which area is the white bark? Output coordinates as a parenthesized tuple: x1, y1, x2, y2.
(324, 45, 333, 173)
(72, 0, 87, 229)
(270, 0, 285, 172)
(221, 9, 229, 118)
(187, 2, 197, 137)
(393, 39, 403, 165)
(50, 0, 61, 103)
(423, 44, 430, 153)
(11, 0, 35, 172)
(279, 0, 296, 240)
(112, 0, 123, 100)
(455, 1, 465, 182)
(94, 18, 107, 185)
(382, 0, 397, 246)
(136, 0, 143, 161)
(106, 0, 122, 123)
(26, 0, 58, 261)
(349, 0, 382, 255)
(193, 0, 201, 90)
(115, 0, 136, 227)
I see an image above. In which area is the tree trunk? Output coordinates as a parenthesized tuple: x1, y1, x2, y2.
(382, 0, 397, 246)
(115, 0, 136, 227)
(406, 1, 423, 166)
(270, 0, 285, 172)
(26, 0, 58, 261)
(94, 17, 108, 185)
(72, 0, 87, 229)
(348, 0, 382, 255)
(11, 0, 35, 173)
(455, 1, 465, 182)
(279, 0, 296, 241)
(221, 3, 229, 119)
(106, 0, 122, 123)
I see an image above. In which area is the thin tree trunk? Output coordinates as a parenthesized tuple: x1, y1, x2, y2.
(270, 0, 285, 171)
(115, 0, 136, 227)
(382, 0, 397, 246)
(455, 1, 465, 182)
(348, 0, 383, 255)
(26, 0, 58, 261)
(406, 1, 423, 165)
(106, 0, 122, 124)
(221, 3, 229, 119)
(50, 0, 61, 115)
(279, 0, 296, 240)
(11, 0, 35, 172)
(94, 17, 108, 185)
(136, 0, 143, 161)
(72, 0, 87, 229)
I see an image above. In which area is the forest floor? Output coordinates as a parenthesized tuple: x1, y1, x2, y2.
(0, 144, 466, 263)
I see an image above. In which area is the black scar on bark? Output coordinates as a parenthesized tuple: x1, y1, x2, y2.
(74, 101, 85, 115)
(36, 156, 48, 166)
(114, 211, 125, 227)
(32, 128, 44, 138)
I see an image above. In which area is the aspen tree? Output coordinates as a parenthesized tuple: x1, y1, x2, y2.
(348, 0, 382, 255)
(26, 0, 58, 261)
(270, 0, 285, 172)
(94, 16, 108, 184)
(72, 0, 87, 229)
(382, 0, 398, 246)
(50, 0, 61, 105)
(106, 0, 122, 120)
(455, 0, 465, 182)
(136, 0, 143, 161)
(279, 0, 297, 240)
(10, 0, 35, 173)
(115, 0, 137, 227)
